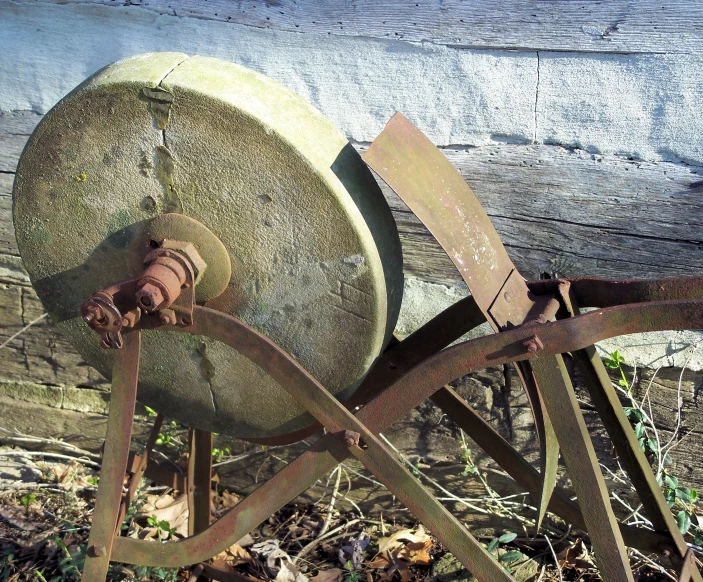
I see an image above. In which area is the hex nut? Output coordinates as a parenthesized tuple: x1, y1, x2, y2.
(136, 282, 165, 311)
(159, 309, 177, 326)
(161, 240, 207, 285)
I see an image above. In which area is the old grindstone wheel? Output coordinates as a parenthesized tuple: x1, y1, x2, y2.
(12, 53, 703, 581)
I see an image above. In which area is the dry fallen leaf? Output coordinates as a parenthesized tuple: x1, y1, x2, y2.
(368, 525, 433, 577)
(0, 504, 37, 531)
(557, 538, 595, 570)
(212, 542, 254, 567)
(310, 568, 343, 582)
(137, 493, 189, 537)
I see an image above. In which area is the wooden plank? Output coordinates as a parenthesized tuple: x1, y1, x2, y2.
(28, 0, 703, 55)
(0, 110, 38, 173)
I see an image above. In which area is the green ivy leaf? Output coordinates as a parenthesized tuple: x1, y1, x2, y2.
(647, 438, 659, 452)
(498, 532, 517, 544)
(487, 538, 500, 553)
(634, 423, 645, 439)
(665, 490, 676, 508)
(499, 551, 523, 563)
(677, 510, 691, 534)
(665, 475, 679, 489)
(676, 487, 692, 501)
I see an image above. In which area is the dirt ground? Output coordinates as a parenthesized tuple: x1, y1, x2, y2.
(0, 432, 685, 582)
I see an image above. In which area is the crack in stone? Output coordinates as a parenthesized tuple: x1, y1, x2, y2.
(533, 50, 540, 144)
(142, 56, 189, 213)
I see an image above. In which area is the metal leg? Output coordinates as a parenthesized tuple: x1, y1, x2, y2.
(81, 330, 141, 581)
(530, 355, 634, 581)
(187, 428, 213, 582)
(572, 346, 703, 580)
(117, 413, 164, 529)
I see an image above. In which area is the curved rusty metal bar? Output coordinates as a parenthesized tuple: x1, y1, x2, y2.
(245, 295, 485, 446)
(112, 298, 703, 574)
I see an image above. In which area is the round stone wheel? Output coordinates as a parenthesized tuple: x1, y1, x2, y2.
(13, 53, 404, 440)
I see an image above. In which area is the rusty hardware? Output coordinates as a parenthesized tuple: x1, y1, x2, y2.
(341, 430, 360, 448)
(62, 115, 703, 582)
(81, 239, 204, 349)
(522, 335, 543, 354)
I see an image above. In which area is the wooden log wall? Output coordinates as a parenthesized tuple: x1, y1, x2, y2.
(1, 0, 703, 520)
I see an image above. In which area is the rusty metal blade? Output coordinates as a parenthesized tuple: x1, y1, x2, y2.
(363, 112, 559, 528)
(81, 330, 140, 581)
(363, 112, 520, 321)
(513, 362, 559, 530)
(530, 355, 634, 582)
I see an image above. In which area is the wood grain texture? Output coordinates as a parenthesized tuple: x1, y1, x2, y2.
(29, 0, 703, 55)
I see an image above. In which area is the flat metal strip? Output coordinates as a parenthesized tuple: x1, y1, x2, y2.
(363, 112, 560, 528)
(530, 355, 634, 581)
(187, 429, 213, 537)
(82, 330, 141, 581)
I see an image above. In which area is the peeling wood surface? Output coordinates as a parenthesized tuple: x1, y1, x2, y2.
(29, 0, 703, 55)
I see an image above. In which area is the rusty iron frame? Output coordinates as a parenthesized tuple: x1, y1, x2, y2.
(75, 114, 703, 581)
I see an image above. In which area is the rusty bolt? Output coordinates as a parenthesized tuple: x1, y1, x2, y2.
(159, 309, 177, 326)
(122, 311, 138, 328)
(341, 430, 360, 448)
(136, 282, 165, 311)
(659, 543, 674, 558)
(522, 335, 543, 354)
(91, 545, 107, 557)
(83, 303, 104, 324)
(504, 291, 512, 303)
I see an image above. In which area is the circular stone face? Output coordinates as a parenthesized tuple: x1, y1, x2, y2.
(13, 53, 403, 439)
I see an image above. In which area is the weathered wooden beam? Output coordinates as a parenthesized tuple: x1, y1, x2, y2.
(4, 3, 703, 164)
(24, 0, 703, 55)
